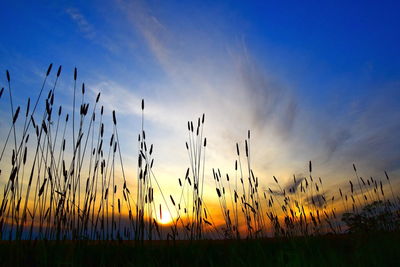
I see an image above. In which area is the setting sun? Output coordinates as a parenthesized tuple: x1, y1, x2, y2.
(157, 212, 174, 225)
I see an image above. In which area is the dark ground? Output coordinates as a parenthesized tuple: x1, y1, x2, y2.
(0, 233, 399, 266)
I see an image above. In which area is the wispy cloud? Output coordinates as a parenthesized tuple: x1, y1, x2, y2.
(61, 0, 400, 195)
(66, 8, 96, 39)
(65, 7, 120, 53)
(93, 1, 306, 187)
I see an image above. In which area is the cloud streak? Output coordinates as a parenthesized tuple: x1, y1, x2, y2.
(91, 0, 400, 195)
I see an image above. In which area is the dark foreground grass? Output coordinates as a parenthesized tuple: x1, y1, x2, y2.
(0, 233, 399, 266)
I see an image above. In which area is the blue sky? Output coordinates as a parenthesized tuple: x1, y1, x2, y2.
(1, 0, 399, 197)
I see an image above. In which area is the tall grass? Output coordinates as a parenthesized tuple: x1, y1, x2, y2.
(0, 65, 399, 241)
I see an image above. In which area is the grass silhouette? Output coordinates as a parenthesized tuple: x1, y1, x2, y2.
(0, 65, 399, 265)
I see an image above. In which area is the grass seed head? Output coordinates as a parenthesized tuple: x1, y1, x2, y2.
(46, 63, 53, 76)
(57, 65, 62, 77)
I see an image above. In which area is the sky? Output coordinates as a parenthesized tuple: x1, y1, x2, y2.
(1, 0, 400, 223)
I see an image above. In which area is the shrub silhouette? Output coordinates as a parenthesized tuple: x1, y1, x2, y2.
(342, 201, 400, 233)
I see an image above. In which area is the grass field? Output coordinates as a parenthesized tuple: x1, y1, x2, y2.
(1, 233, 399, 266)
(0, 66, 399, 265)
